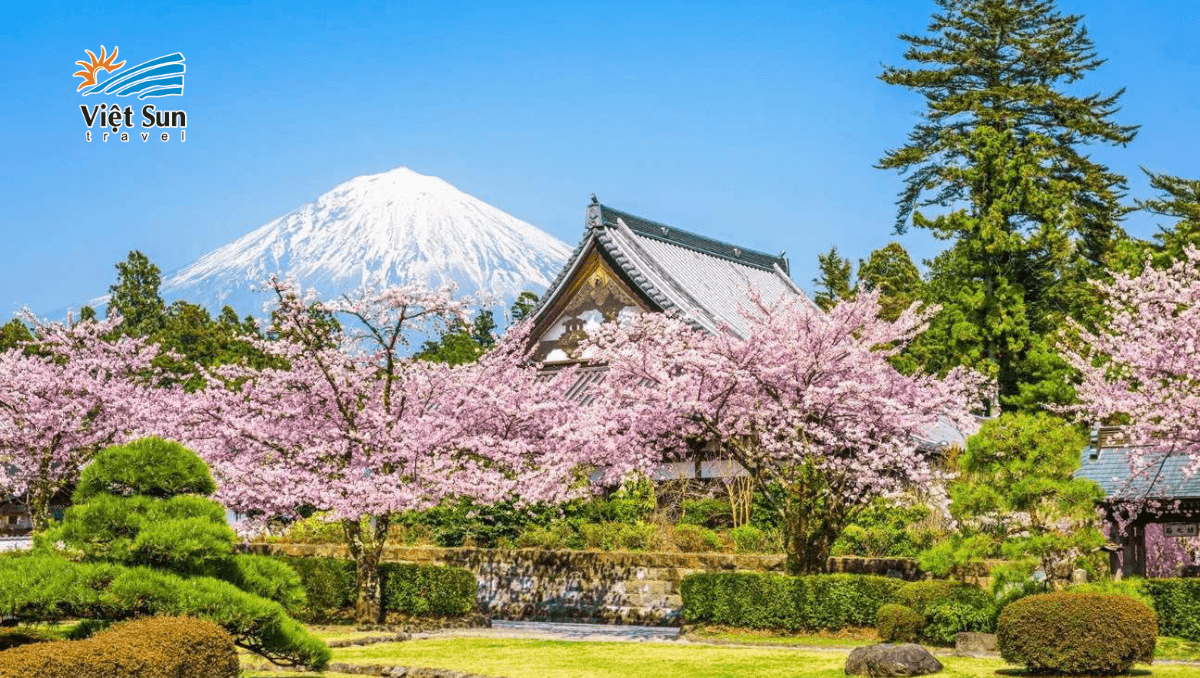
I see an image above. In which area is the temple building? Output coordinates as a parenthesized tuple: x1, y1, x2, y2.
(525, 198, 968, 481)
(1076, 427, 1200, 578)
(527, 198, 806, 365)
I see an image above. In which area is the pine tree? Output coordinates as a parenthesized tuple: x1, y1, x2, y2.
(879, 0, 1136, 411)
(509, 291, 539, 324)
(1114, 169, 1200, 272)
(108, 250, 165, 336)
(0, 317, 33, 352)
(858, 242, 924, 321)
(813, 246, 854, 311)
(879, 0, 1137, 255)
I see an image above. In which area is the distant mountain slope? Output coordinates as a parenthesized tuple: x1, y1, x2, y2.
(155, 167, 571, 317)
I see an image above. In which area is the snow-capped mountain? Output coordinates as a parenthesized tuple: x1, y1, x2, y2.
(156, 167, 571, 317)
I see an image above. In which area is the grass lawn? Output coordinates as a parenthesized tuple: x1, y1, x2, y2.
(245, 637, 1200, 678)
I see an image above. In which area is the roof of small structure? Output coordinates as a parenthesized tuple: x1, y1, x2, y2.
(529, 201, 809, 339)
(1076, 445, 1200, 500)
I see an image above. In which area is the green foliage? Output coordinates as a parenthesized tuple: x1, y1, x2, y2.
(1116, 169, 1200, 273)
(579, 522, 656, 551)
(673, 524, 721, 553)
(831, 499, 937, 558)
(216, 555, 306, 614)
(74, 438, 217, 501)
(509, 291, 539, 324)
(876, 603, 924, 643)
(275, 557, 476, 621)
(1141, 579, 1200, 641)
(726, 526, 772, 554)
(680, 572, 905, 631)
(998, 592, 1156, 675)
(107, 250, 166, 337)
(381, 563, 477, 617)
(921, 413, 1106, 585)
(0, 317, 33, 353)
(0, 554, 328, 670)
(416, 310, 498, 365)
(45, 439, 233, 576)
(812, 246, 854, 311)
(857, 242, 924, 323)
(893, 580, 997, 645)
(680, 498, 733, 529)
(129, 517, 235, 574)
(276, 556, 357, 623)
(0, 616, 239, 678)
(515, 522, 582, 550)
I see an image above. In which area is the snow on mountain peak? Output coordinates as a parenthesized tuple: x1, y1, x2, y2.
(159, 167, 572, 317)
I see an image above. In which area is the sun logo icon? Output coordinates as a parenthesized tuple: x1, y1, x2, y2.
(73, 46, 126, 91)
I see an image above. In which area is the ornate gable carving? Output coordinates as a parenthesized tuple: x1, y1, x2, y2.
(531, 249, 649, 363)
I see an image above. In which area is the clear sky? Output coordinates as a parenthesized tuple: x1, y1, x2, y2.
(2, 0, 1197, 315)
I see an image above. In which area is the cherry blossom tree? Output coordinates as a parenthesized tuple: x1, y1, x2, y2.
(1066, 247, 1200, 501)
(180, 280, 604, 622)
(0, 314, 163, 531)
(586, 289, 984, 574)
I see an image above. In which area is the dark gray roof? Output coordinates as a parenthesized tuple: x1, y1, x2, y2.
(596, 205, 789, 273)
(1076, 448, 1200, 500)
(530, 201, 809, 339)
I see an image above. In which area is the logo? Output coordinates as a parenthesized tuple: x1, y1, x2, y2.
(75, 45, 188, 143)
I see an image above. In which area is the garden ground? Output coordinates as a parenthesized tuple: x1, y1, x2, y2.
(243, 625, 1200, 678)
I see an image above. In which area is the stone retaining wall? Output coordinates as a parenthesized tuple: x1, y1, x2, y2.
(248, 543, 920, 626)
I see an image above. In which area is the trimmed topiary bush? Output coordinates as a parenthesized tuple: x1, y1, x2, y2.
(381, 563, 477, 617)
(74, 437, 217, 501)
(217, 555, 306, 615)
(894, 579, 996, 644)
(877, 603, 925, 642)
(681, 571, 905, 631)
(997, 592, 1156, 675)
(0, 554, 329, 670)
(0, 616, 238, 678)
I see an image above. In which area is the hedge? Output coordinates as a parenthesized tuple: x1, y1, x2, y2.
(877, 603, 924, 642)
(998, 592, 1156, 675)
(680, 572, 905, 631)
(0, 554, 328, 670)
(0, 616, 238, 678)
(1141, 579, 1200, 641)
(277, 556, 477, 620)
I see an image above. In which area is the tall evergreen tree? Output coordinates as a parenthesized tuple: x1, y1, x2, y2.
(812, 246, 854, 311)
(858, 242, 924, 321)
(879, 0, 1136, 411)
(1114, 169, 1200, 272)
(107, 250, 166, 336)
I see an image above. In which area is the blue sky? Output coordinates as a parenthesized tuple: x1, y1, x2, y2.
(2, 0, 1197, 315)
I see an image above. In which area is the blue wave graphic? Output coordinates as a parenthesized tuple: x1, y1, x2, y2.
(82, 53, 185, 97)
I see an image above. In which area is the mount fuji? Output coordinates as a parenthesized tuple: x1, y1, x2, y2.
(152, 167, 572, 318)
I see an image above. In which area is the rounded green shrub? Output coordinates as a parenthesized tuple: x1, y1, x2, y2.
(877, 603, 924, 642)
(997, 592, 1156, 675)
(895, 580, 996, 644)
(674, 524, 722, 553)
(278, 556, 356, 622)
(727, 525, 772, 553)
(217, 555, 307, 614)
(74, 438, 216, 501)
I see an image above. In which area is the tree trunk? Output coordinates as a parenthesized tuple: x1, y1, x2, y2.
(782, 506, 832, 576)
(344, 515, 390, 624)
(27, 485, 53, 534)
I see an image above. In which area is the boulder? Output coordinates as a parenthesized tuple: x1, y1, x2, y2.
(845, 643, 943, 677)
(953, 632, 998, 657)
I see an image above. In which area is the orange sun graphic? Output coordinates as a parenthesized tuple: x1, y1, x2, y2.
(73, 45, 126, 91)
